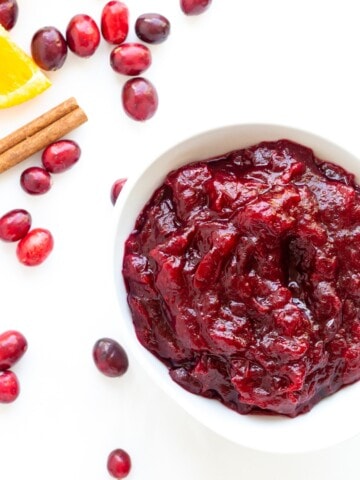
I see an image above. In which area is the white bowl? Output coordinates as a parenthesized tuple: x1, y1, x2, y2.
(113, 124, 360, 454)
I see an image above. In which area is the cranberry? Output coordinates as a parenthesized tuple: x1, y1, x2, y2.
(0, 371, 19, 403)
(20, 166, 52, 195)
(101, 1, 129, 45)
(0, 209, 31, 242)
(0, 330, 27, 371)
(110, 178, 127, 205)
(66, 14, 100, 58)
(31, 26, 67, 71)
(16, 228, 54, 266)
(111, 43, 151, 77)
(41, 139, 81, 173)
(135, 13, 170, 44)
(107, 449, 131, 479)
(0, 0, 18, 30)
(93, 338, 129, 377)
(122, 77, 158, 121)
(180, 0, 212, 15)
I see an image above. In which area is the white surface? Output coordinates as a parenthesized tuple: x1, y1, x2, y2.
(1, 0, 360, 478)
(113, 124, 360, 454)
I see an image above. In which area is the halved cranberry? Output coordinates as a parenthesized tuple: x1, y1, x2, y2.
(0, 209, 31, 242)
(110, 43, 151, 76)
(41, 139, 81, 173)
(66, 14, 100, 58)
(180, 0, 212, 15)
(16, 228, 54, 266)
(110, 178, 127, 205)
(135, 13, 170, 44)
(122, 77, 158, 121)
(31, 26, 68, 71)
(20, 167, 52, 195)
(0, 0, 18, 30)
(101, 1, 129, 45)
(0, 330, 27, 371)
(93, 338, 129, 377)
(0, 370, 19, 403)
(107, 449, 131, 479)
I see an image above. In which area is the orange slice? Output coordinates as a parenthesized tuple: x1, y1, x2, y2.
(0, 25, 51, 109)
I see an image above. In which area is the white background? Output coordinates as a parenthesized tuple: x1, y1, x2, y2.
(1, 0, 360, 479)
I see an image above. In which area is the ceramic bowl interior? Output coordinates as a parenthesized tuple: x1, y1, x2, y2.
(113, 124, 360, 454)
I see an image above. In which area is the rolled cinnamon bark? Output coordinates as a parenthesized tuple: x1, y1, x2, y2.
(0, 98, 87, 173)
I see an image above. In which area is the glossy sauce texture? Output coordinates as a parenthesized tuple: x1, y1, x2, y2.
(123, 140, 360, 417)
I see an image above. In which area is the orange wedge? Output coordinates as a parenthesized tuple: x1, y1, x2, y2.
(0, 25, 51, 109)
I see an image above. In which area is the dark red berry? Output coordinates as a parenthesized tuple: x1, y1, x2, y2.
(0, 330, 27, 371)
(107, 449, 131, 479)
(0, 0, 18, 30)
(66, 14, 100, 58)
(0, 209, 31, 242)
(110, 178, 127, 205)
(16, 228, 54, 266)
(135, 13, 170, 44)
(110, 43, 151, 76)
(180, 0, 212, 15)
(0, 371, 19, 403)
(41, 139, 81, 173)
(101, 1, 129, 45)
(20, 166, 52, 195)
(122, 77, 158, 121)
(93, 338, 129, 377)
(31, 26, 68, 71)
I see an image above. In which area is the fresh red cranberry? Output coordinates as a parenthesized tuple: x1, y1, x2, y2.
(0, 209, 31, 242)
(93, 338, 129, 377)
(110, 43, 151, 76)
(122, 77, 158, 121)
(66, 14, 100, 58)
(135, 13, 170, 44)
(20, 166, 52, 195)
(16, 228, 54, 266)
(110, 178, 127, 205)
(0, 330, 27, 371)
(180, 0, 212, 15)
(107, 449, 131, 479)
(0, 0, 18, 30)
(31, 26, 67, 71)
(41, 139, 81, 173)
(101, 1, 129, 45)
(0, 371, 19, 403)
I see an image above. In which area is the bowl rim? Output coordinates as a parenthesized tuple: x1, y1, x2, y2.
(112, 122, 360, 454)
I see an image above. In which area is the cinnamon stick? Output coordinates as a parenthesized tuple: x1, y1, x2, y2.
(0, 97, 87, 174)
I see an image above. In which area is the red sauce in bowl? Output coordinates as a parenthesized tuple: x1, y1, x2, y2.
(122, 139, 360, 417)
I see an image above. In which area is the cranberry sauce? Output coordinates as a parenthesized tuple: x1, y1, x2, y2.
(122, 139, 360, 417)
